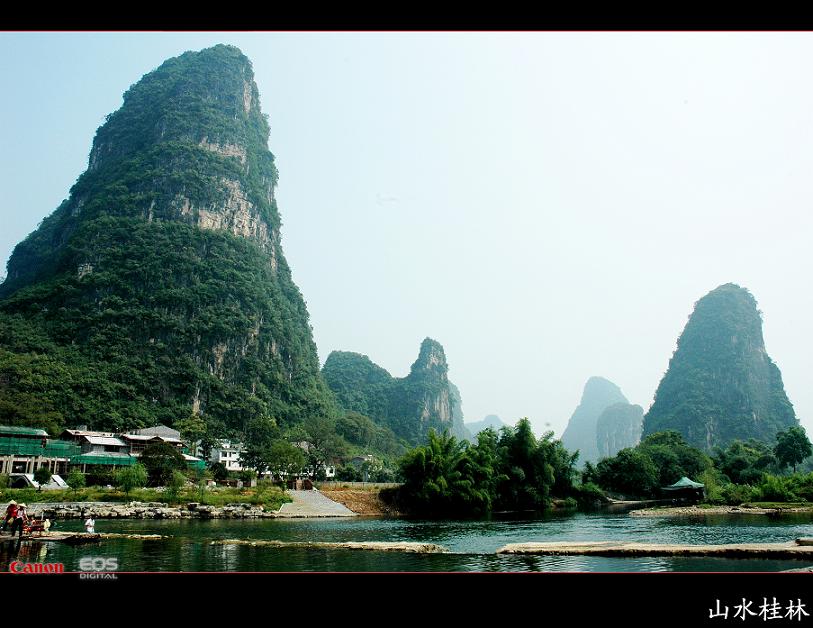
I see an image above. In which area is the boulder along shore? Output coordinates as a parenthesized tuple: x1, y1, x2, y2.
(28, 501, 277, 519)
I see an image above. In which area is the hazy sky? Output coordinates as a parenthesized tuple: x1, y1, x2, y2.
(1, 32, 812, 438)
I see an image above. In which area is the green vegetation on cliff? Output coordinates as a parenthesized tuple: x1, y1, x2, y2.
(642, 284, 797, 452)
(322, 338, 469, 445)
(0, 45, 336, 437)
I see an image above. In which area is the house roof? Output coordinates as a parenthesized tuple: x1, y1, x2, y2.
(0, 426, 49, 437)
(121, 434, 182, 444)
(83, 436, 128, 447)
(120, 434, 163, 441)
(129, 425, 181, 439)
(663, 476, 705, 490)
(62, 429, 117, 438)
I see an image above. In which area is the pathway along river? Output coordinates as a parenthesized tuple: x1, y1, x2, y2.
(3, 511, 813, 572)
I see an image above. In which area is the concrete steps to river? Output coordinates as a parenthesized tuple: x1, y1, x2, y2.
(275, 490, 357, 518)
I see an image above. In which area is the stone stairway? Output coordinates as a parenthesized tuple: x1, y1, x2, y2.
(275, 490, 357, 518)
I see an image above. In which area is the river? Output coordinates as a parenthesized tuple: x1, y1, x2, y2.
(3, 511, 813, 572)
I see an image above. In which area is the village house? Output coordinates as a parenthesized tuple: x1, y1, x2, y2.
(0, 426, 79, 476)
(209, 440, 246, 472)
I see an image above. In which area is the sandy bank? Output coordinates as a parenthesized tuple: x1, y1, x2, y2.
(319, 488, 400, 516)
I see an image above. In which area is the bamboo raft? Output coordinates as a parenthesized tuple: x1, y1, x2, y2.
(210, 539, 449, 553)
(497, 538, 813, 559)
(0, 532, 169, 544)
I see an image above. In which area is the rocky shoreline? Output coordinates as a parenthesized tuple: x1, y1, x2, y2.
(30, 501, 277, 519)
(629, 505, 813, 518)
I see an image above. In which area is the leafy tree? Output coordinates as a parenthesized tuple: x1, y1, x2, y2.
(714, 439, 777, 484)
(399, 429, 469, 515)
(194, 467, 212, 503)
(175, 414, 207, 456)
(67, 470, 86, 496)
(303, 415, 348, 466)
(595, 448, 659, 498)
(638, 431, 713, 486)
(581, 460, 599, 485)
(209, 461, 228, 481)
(116, 464, 147, 497)
(165, 470, 187, 504)
(397, 420, 577, 516)
(774, 426, 813, 473)
(241, 416, 280, 474)
(140, 442, 187, 486)
(34, 467, 52, 491)
(238, 469, 257, 485)
(496, 419, 563, 510)
(265, 440, 306, 485)
(336, 465, 362, 482)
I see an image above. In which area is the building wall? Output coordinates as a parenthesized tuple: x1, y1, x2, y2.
(0, 455, 69, 475)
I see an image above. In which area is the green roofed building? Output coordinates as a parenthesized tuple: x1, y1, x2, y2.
(0, 426, 81, 475)
(1, 424, 206, 479)
(662, 476, 705, 502)
(71, 451, 138, 472)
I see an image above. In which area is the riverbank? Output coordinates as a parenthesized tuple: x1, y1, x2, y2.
(21, 489, 362, 519)
(27, 501, 277, 519)
(629, 504, 813, 517)
(319, 487, 400, 516)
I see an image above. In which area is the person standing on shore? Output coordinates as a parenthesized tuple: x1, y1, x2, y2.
(1, 501, 17, 532)
(84, 515, 95, 533)
(9, 503, 28, 539)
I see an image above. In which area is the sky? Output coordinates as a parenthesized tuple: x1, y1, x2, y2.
(1, 32, 812, 438)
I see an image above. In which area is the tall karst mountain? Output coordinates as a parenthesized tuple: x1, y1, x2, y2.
(643, 283, 796, 452)
(322, 338, 470, 445)
(0, 45, 336, 434)
(561, 377, 628, 464)
(466, 414, 507, 437)
(596, 403, 643, 459)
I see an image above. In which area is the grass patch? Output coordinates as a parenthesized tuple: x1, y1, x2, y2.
(743, 502, 812, 510)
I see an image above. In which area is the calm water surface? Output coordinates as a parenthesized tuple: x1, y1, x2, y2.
(3, 511, 812, 572)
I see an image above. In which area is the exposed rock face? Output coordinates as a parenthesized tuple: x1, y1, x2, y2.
(642, 283, 797, 452)
(0, 45, 335, 433)
(596, 403, 643, 459)
(448, 381, 473, 442)
(561, 377, 628, 464)
(322, 338, 467, 445)
(466, 414, 506, 437)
